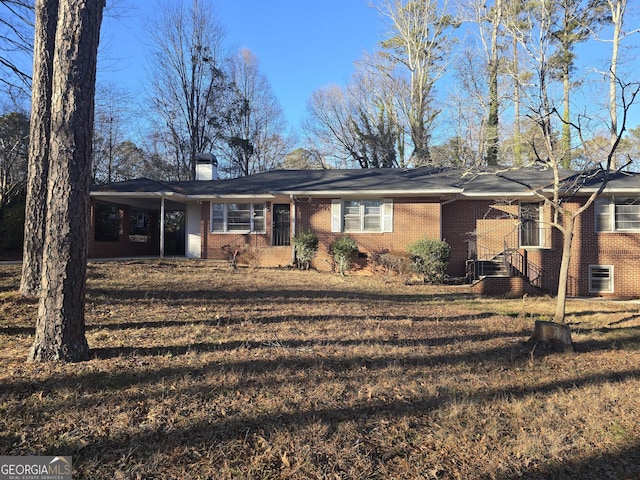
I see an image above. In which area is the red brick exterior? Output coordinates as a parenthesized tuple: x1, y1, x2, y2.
(564, 199, 640, 298)
(90, 195, 640, 298)
(293, 197, 442, 271)
(201, 201, 292, 267)
(471, 276, 543, 298)
(444, 197, 640, 298)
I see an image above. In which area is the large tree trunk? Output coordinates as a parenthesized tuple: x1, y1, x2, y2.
(20, 0, 58, 298)
(29, 0, 105, 362)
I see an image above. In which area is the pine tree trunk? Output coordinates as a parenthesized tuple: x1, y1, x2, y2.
(20, 0, 58, 298)
(29, 0, 105, 362)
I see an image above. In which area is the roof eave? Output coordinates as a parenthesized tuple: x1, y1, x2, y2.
(274, 188, 463, 196)
(90, 191, 187, 199)
(189, 194, 276, 200)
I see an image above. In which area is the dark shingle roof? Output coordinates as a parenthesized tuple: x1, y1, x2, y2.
(176, 167, 463, 196)
(91, 166, 640, 199)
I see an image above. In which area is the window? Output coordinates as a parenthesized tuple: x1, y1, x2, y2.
(211, 202, 266, 233)
(129, 210, 150, 243)
(589, 265, 613, 293)
(94, 204, 121, 241)
(520, 203, 543, 247)
(594, 199, 612, 232)
(615, 198, 640, 230)
(596, 197, 640, 232)
(331, 199, 393, 233)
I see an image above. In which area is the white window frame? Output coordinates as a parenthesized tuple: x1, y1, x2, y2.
(589, 265, 614, 293)
(594, 198, 613, 232)
(519, 202, 544, 248)
(210, 202, 266, 233)
(595, 197, 640, 232)
(331, 198, 393, 233)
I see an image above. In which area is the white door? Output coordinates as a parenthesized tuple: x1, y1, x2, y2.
(186, 203, 202, 258)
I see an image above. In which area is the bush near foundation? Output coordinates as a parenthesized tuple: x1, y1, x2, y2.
(292, 231, 319, 270)
(407, 238, 451, 284)
(328, 235, 358, 275)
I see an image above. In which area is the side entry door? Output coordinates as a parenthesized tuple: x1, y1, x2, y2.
(272, 204, 290, 246)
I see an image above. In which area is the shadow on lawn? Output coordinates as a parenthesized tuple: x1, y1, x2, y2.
(487, 440, 640, 479)
(87, 286, 475, 305)
(561, 323, 640, 353)
(63, 365, 640, 478)
(86, 311, 499, 331)
(90, 329, 526, 360)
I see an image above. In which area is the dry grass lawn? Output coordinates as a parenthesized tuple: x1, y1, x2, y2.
(1, 259, 640, 479)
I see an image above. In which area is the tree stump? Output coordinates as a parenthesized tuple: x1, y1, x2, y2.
(531, 320, 573, 352)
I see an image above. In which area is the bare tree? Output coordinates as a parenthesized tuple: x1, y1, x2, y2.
(374, 0, 458, 165)
(456, 0, 506, 166)
(0, 0, 33, 101)
(506, 0, 640, 326)
(548, 0, 606, 168)
(92, 82, 133, 183)
(0, 109, 28, 210)
(603, 0, 639, 159)
(28, 0, 105, 362)
(147, 0, 228, 180)
(304, 64, 399, 169)
(219, 48, 291, 176)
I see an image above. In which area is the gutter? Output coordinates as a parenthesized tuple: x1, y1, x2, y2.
(90, 191, 188, 200)
(272, 188, 463, 197)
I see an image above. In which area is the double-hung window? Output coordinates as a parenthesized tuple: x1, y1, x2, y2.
(211, 202, 266, 233)
(595, 197, 640, 232)
(331, 199, 393, 233)
(519, 203, 543, 247)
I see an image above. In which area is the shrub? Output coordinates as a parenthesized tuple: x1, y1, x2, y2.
(292, 231, 319, 270)
(370, 249, 413, 281)
(328, 235, 358, 275)
(407, 238, 451, 284)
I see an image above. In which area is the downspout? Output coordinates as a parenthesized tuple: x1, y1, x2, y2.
(160, 197, 165, 258)
(290, 194, 296, 265)
(439, 195, 460, 241)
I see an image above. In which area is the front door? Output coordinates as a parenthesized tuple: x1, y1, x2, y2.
(272, 204, 290, 246)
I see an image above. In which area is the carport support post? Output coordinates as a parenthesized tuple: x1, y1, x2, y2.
(160, 197, 165, 258)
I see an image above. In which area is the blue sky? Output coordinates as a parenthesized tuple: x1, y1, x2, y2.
(97, 1, 640, 144)
(98, 0, 382, 131)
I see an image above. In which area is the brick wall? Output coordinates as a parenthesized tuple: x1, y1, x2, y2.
(201, 201, 278, 262)
(564, 198, 640, 298)
(471, 276, 543, 298)
(295, 197, 442, 271)
(92, 196, 640, 297)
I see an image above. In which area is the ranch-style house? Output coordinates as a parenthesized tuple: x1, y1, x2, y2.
(90, 156, 640, 298)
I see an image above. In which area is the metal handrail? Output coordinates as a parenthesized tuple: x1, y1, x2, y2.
(467, 231, 545, 289)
